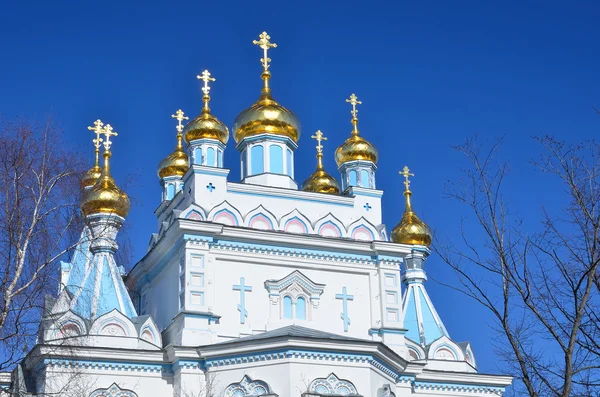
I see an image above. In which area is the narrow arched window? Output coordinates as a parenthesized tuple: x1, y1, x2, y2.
(283, 296, 293, 319)
(250, 145, 264, 175)
(349, 170, 358, 186)
(166, 184, 175, 200)
(207, 147, 216, 166)
(194, 147, 203, 165)
(360, 169, 369, 187)
(217, 150, 223, 167)
(241, 153, 247, 179)
(270, 145, 283, 174)
(296, 297, 307, 320)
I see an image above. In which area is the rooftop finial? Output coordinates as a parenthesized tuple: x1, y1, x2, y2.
(253, 31, 277, 95)
(346, 93, 362, 135)
(311, 129, 327, 170)
(171, 109, 189, 149)
(399, 165, 415, 209)
(197, 70, 216, 113)
(100, 124, 118, 173)
(87, 119, 104, 168)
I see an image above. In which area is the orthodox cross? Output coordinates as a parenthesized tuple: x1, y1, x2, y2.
(335, 286, 354, 332)
(87, 119, 104, 149)
(311, 130, 327, 153)
(346, 93, 362, 119)
(253, 31, 277, 70)
(171, 109, 189, 133)
(101, 124, 118, 151)
(197, 69, 215, 96)
(233, 277, 252, 324)
(400, 166, 414, 191)
(206, 183, 215, 192)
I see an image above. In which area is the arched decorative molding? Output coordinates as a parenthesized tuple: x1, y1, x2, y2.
(224, 375, 277, 397)
(405, 337, 425, 361)
(245, 205, 278, 231)
(50, 289, 73, 315)
(280, 209, 312, 234)
(463, 342, 477, 368)
(427, 336, 465, 361)
(46, 310, 87, 341)
(314, 214, 345, 238)
(132, 315, 162, 348)
(89, 383, 138, 397)
(207, 201, 242, 226)
(89, 309, 137, 338)
(182, 204, 206, 221)
(347, 218, 378, 241)
(307, 373, 360, 396)
(265, 270, 325, 310)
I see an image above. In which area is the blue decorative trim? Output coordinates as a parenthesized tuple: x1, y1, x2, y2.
(236, 134, 298, 151)
(413, 381, 505, 394)
(43, 358, 171, 374)
(229, 188, 353, 208)
(192, 167, 230, 177)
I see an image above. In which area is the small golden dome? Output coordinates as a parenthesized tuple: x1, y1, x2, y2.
(335, 93, 377, 167)
(234, 86, 300, 143)
(157, 146, 188, 179)
(391, 168, 432, 246)
(184, 110, 229, 145)
(302, 130, 339, 194)
(335, 133, 378, 166)
(302, 169, 340, 194)
(159, 110, 189, 179)
(81, 153, 130, 218)
(82, 164, 102, 189)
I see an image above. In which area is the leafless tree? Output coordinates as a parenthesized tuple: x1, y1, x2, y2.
(0, 116, 86, 372)
(436, 134, 600, 396)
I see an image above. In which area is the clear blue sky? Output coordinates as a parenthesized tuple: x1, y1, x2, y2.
(1, 0, 598, 376)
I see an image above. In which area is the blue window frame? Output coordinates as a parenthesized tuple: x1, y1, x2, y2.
(194, 147, 203, 165)
(283, 296, 293, 319)
(166, 184, 175, 200)
(360, 169, 369, 187)
(349, 170, 358, 186)
(286, 148, 293, 176)
(207, 147, 215, 166)
(296, 297, 307, 320)
(270, 145, 283, 174)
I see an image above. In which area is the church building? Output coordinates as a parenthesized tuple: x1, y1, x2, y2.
(8, 32, 512, 396)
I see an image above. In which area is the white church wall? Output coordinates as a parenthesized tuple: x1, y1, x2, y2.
(148, 252, 181, 331)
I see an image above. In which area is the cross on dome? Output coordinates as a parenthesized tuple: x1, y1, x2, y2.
(346, 93, 362, 119)
(253, 31, 277, 71)
(197, 70, 215, 95)
(171, 109, 189, 133)
(102, 124, 118, 151)
(400, 165, 414, 191)
(87, 119, 104, 149)
(311, 129, 327, 153)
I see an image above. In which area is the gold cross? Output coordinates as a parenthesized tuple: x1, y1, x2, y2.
(400, 166, 414, 190)
(87, 119, 104, 149)
(253, 31, 277, 70)
(102, 124, 118, 151)
(197, 70, 215, 95)
(311, 130, 327, 153)
(171, 109, 189, 133)
(346, 93, 362, 118)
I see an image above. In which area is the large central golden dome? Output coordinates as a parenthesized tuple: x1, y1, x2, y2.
(233, 72, 300, 143)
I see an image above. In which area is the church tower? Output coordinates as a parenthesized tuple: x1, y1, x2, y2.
(158, 110, 190, 201)
(234, 32, 300, 189)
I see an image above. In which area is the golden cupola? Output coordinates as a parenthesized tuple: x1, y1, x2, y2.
(82, 119, 105, 189)
(301, 130, 340, 194)
(81, 124, 130, 218)
(335, 93, 378, 167)
(391, 166, 432, 246)
(158, 110, 189, 179)
(233, 31, 300, 144)
(183, 70, 229, 145)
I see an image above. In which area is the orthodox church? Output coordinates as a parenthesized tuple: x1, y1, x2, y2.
(8, 32, 512, 396)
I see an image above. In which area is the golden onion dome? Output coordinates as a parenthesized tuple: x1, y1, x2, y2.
(335, 93, 378, 167)
(81, 152, 130, 218)
(301, 169, 340, 194)
(184, 109, 229, 145)
(302, 130, 339, 194)
(233, 82, 300, 143)
(184, 70, 229, 145)
(82, 163, 102, 189)
(391, 168, 432, 246)
(158, 110, 189, 179)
